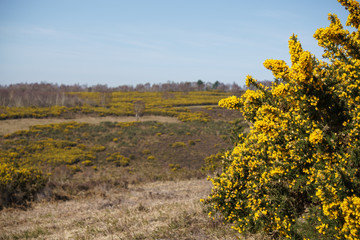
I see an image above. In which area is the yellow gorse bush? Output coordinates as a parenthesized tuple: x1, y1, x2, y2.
(205, 1, 360, 239)
(0, 163, 47, 209)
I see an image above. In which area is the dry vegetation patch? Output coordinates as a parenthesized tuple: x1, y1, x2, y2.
(0, 97, 249, 238)
(0, 178, 242, 240)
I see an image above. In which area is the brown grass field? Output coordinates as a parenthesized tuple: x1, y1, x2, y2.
(0, 105, 257, 239)
(0, 178, 252, 240)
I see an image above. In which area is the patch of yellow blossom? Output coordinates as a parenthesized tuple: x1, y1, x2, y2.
(272, 83, 289, 97)
(288, 34, 303, 65)
(340, 196, 360, 239)
(263, 59, 289, 79)
(309, 129, 323, 144)
(218, 96, 241, 110)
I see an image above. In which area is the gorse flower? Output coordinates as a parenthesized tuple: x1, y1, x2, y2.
(309, 129, 323, 144)
(263, 59, 289, 79)
(204, 1, 360, 239)
(218, 96, 241, 110)
(272, 83, 289, 97)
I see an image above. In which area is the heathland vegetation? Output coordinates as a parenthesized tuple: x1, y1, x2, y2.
(0, 81, 247, 205)
(0, 81, 248, 239)
(0, 81, 248, 121)
(2, 0, 360, 239)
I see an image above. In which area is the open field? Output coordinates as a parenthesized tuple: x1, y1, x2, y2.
(0, 178, 250, 240)
(0, 90, 250, 239)
(2, 1, 360, 237)
(0, 91, 238, 121)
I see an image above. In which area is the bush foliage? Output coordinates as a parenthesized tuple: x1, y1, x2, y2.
(0, 163, 47, 209)
(204, 1, 360, 239)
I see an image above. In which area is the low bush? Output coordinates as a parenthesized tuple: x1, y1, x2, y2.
(170, 142, 186, 148)
(106, 153, 130, 167)
(202, 152, 224, 173)
(0, 163, 47, 209)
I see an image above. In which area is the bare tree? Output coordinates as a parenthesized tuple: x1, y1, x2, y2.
(133, 101, 145, 121)
(100, 92, 112, 107)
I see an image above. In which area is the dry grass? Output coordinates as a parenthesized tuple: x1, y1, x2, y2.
(0, 178, 244, 240)
(0, 107, 251, 239)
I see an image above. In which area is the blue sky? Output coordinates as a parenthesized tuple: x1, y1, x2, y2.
(0, 0, 350, 87)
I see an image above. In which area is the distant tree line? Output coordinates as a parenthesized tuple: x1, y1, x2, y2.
(0, 80, 272, 107)
(0, 83, 85, 107)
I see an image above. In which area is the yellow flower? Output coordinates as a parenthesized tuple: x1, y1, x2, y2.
(309, 129, 323, 144)
(272, 83, 289, 97)
(263, 59, 289, 79)
(218, 96, 241, 110)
